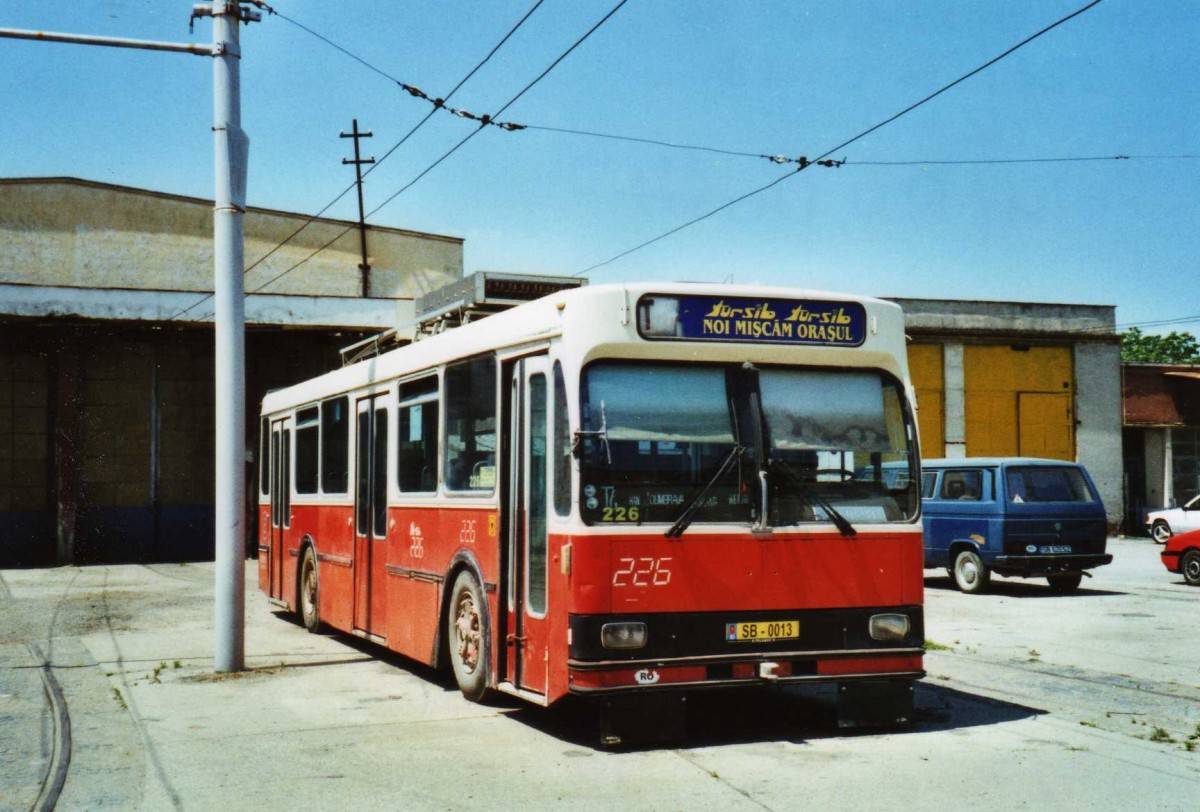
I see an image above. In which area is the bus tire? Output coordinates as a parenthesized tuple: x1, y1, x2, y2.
(299, 547, 322, 633)
(448, 571, 491, 702)
(952, 549, 989, 594)
(1182, 550, 1200, 587)
(1047, 573, 1083, 593)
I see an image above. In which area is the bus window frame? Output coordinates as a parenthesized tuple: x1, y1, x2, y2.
(442, 354, 500, 498)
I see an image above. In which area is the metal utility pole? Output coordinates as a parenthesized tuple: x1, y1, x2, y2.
(1, 2, 262, 674)
(195, 0, 259, 673)
(340, 119, 375, 297)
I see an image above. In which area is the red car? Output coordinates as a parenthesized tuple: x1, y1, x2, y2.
(1161, 527, 1200, 586)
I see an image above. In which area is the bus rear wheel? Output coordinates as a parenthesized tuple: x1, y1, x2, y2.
(447, 571, 491, 702)
(952, 549, 989, 594)
(299, 547, 322, 633)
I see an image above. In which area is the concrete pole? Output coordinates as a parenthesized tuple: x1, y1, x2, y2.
(212, 0, 248, 672)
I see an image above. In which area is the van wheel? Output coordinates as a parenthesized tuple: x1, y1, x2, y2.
(1047, 573, 1083, 593)
(1151, 521, 1172, 544)
(1182, 551, 1200, 587)
(952, 549, 990, 594)
(447, 571, 492, 702)
(299, 547, 322, 633)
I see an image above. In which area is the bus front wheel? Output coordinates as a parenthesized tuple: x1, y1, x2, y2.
(448, 571, 491, 702)
(952, 549, 990, 594)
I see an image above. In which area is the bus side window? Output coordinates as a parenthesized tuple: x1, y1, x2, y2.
(295, 406, 319, 494)
(444, 356, 497, 492)
(552, 362, 571, 517)
(259, 416, 270, 496)
(321, 396, 349, 494)
(399, 376, 439, 493)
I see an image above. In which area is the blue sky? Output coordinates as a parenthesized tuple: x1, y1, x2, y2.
(1, 1, 1196, 331)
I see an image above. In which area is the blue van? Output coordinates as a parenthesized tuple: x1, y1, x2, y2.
(921, 458, 1112, 594)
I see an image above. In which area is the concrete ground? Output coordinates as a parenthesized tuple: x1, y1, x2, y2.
(2, 537, 1198, 811)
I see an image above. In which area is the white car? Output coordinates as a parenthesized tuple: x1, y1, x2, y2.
(1146, 494, 1200, 543)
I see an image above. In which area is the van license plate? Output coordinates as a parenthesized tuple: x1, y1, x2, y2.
(726, 620, 799, 642)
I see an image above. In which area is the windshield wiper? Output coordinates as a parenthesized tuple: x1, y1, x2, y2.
(770, 459, 857, 537)
(665, 444, 744, 538)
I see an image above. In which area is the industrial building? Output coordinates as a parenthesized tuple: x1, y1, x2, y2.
(1, 177, 1129, 566)
(0, 177, 462, 566)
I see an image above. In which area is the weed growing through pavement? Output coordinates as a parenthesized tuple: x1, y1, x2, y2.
(1148, 727, 1175, 743)
(111, 687, 127, 709)
(924, 640, 952, 651)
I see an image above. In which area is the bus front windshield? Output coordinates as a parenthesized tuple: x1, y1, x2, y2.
(578, 362, 919, 528)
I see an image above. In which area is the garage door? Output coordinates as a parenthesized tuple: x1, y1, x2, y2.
(965, 345, 1074, 461)
(907, 343, 944, 459)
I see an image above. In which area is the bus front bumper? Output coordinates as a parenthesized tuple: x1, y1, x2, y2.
(566, 648, 925, 694)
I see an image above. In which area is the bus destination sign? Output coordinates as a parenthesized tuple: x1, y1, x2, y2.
(668, 295, 867, 346)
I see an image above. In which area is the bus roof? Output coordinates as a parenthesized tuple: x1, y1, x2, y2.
(261, 281, 907, 416)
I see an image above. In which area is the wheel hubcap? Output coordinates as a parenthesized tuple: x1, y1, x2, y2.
(303, 564, 315, 615)
(1186, 558, 1200, 580)
(959, 559, 977, 584)
(454, 593, 480, 673)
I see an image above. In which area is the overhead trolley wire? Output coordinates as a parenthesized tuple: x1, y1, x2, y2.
(577, 0, 1108, 276)
(187, 0, 630, 319)
(183, 0, 633, 319)
(167, 0, 547, 322)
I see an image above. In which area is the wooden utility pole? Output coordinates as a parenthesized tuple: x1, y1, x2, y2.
(341, 119, 375, 297)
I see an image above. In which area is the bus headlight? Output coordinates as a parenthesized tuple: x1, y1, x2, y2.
(869, 613, 910, 642)
(601, 622, 648, 650)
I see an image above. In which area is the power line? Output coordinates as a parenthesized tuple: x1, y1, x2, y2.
(168, 0, 547, 322)
(578, 0, 1107, 276)
(260, 0, 1142, 175)
(246, 0, 632, 298)
(190, 0, 630, 316)
(848, 154, 1199, 166)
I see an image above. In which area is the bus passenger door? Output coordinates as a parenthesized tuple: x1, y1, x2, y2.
(268, 417, 291, 602)
(354, 395, 389, 639)
(506, 356, 551, 696)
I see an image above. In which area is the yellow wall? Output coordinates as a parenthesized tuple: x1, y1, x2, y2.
(907, 343, 944, 459)
(964, 345, 1074, 460)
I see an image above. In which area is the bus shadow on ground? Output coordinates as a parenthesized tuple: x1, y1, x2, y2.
(505, 680, 1044, 751)
(269, 610, 463, 689)
(924, 575, 1128, 599)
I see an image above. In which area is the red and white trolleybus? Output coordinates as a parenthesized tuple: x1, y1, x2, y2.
(258, 280, 924, 734)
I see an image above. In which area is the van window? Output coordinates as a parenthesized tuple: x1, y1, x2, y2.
(921, 471, 938, 499)
(1006, 466, 1094, 503)
(940, 469, 983, 501)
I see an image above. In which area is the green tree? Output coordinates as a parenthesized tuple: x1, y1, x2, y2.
(1120, 327, 1200, 364)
